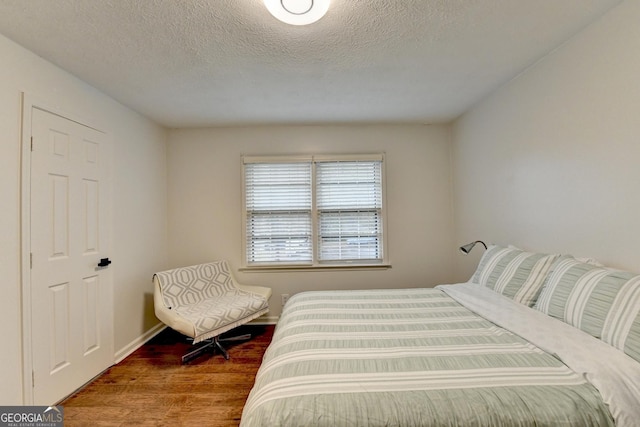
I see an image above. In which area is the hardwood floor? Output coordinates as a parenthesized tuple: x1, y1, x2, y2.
(60, 325, 275, 427)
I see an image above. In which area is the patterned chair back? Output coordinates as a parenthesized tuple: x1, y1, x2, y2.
(154, 261, 237, 309)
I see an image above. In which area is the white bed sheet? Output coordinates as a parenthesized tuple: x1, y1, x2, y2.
(439, 282, 640, 427)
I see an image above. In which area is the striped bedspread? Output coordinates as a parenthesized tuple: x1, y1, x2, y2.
(241, 287, 614, 427)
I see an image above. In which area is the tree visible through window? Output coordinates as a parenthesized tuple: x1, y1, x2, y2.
(243, 155, 386, 267)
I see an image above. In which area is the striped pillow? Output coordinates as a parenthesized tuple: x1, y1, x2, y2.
(534, 257, 640, 363)
(470, 245, 560, 307)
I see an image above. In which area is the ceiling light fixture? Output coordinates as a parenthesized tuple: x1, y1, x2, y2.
(264, 0, 330, 26)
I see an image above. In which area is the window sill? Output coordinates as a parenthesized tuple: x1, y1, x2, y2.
(239, 264, 392, 273)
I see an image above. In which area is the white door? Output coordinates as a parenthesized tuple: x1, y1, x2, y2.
(30, 107, 113, 404)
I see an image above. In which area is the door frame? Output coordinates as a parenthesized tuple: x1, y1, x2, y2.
(20, 93, 114, 404)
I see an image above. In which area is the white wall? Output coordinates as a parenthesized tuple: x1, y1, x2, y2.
(452, 0, 640, 281)
(0, 34, 168, 404)
(167, 125, 455, 317)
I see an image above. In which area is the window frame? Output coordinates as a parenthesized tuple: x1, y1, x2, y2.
(241, 154, 389, 271)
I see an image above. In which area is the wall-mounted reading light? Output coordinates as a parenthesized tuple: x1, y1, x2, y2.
(264, 0, 331, 26)
(459, 240, 487, 255)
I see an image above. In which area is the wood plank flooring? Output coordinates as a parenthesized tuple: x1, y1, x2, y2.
(60, 324, 275, 427)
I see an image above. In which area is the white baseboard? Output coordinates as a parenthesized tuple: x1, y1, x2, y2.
(114, 322, 167, 364)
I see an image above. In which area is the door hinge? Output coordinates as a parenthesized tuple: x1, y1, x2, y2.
(32, 370, 35, 387)
(30, 137, 34, 151)
(30, 253, 33, 269)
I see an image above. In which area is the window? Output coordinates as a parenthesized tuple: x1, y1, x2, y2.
(242, 154, 386, 268)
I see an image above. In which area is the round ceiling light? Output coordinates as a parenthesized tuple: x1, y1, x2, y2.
(264, 0, 330, 26)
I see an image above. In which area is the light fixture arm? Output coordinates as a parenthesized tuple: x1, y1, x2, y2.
(459, 240, 487, 255)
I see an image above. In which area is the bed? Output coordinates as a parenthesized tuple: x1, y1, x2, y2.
(241, 246, 640, 426)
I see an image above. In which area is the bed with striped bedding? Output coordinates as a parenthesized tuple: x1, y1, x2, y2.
(241, 284, 621, 427)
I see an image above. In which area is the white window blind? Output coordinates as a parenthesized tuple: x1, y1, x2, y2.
(316, 160, 383, 262)
(244, 161, 312, 264)
(243, 155, 385, 267)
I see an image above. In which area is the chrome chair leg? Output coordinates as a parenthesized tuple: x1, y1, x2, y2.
(181, 333, 252, 363)
(213, 338, 230, 360)
(220, 333, 251, 342)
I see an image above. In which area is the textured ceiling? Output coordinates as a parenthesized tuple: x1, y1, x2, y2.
(0, 0, 622, 127)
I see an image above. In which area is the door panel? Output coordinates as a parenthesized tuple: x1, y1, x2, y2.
(82, 274, 100, 354)
(49, 282, 70, 373)
(82, 179, 99, 254)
